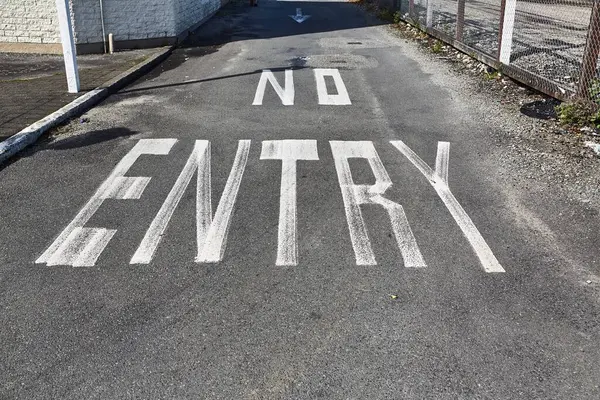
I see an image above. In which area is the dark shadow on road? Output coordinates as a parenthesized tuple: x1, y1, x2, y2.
(520, 98, 560, 120)
(0, 128, 138, 173)
(119, 66, 306, 94)
(45, 127, 138, 151)
(184, 0, 384, 47)
(137, 0, 385, 81)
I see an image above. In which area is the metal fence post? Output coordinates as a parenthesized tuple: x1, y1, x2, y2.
(426, 0, 433, 29)
(409, 0, 415, 19)
(578, 0, 600, 99)
(498, 0, 516, 64)
(55, 0, 80, 93)
(456, 0, 465, 41)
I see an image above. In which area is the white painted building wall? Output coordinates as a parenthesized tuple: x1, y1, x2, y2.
(0, 0, 223, 52)
(0, 0, 61, 44)
(70, 0, 177, 44)
(71, 0, 223, 45)
(173, 0, 222, 35)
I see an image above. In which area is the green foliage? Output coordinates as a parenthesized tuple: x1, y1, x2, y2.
(555, 101, 597, 127)
(393, 11, 402, 24)
(589, 109, 600, 129)
(484, 69, 500, 80)
(431, 40, 443, 53)
(588, 78, 600, 105)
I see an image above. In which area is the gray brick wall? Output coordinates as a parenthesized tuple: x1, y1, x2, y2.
(70, 0, 177, 44)
(0, 0, 60, 44)
(70, 0, 221, 44)
(1, 0, 222, 49)
(174, 0, 221, 35)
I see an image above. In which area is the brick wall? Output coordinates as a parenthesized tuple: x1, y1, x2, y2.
(174, 0, 222, 35)
(70, 0, 222, 45)
(1, 0, 223, 52)
(0, 0, 60, 44)
(70, 0, 178, 44)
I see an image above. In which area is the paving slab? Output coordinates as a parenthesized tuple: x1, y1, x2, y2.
(0, 50, 159, 141)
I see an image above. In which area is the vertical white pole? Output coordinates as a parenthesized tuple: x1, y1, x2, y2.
(499, 0, 517, 64)
(55, 0, 80, 93)
(426, 0, 434, 29)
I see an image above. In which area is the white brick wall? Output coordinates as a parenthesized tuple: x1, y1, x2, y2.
(70, 0, 177, 44)
(1, 0, 222, 48)
(174, 0, 221, 35)
(0, 0, 60, 44)
(70, 0, 221, 44)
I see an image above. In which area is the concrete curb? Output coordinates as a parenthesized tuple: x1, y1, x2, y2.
(0, 46, 174, 165)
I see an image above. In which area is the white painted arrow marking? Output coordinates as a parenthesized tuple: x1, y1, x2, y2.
(290, 8, 311, 23)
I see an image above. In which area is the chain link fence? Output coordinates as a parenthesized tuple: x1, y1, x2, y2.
(388, 0, 600, 102)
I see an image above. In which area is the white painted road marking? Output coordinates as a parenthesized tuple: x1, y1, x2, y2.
(330, 141, 426, 268)
(261, 140, 319, 266)
(198, 140, 251, 263)
(289, 8, 311, 23)
(390, 140, 505, 273)
(101, 176, 152, 200)
(36, 139, 177, 267)
(314, 68, 352, 105)
(253, 69, 295, 106)
(253, 69, 351, 106)
(38, 139, 503, 272)
(46, 227, 116, 267)
(435, 142, 449, 185)
(130, 140, 251, 265)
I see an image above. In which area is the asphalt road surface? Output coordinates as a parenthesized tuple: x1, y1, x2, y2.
(1, 0, 600, 398)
